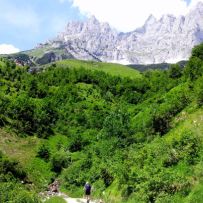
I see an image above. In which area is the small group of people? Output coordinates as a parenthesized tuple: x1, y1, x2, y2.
(48, 180, 59, 194)
(47, 180, 102, 202)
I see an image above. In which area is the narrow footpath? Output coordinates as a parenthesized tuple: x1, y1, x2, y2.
(57, 193, 99, 203)
(46, 180, 101, 203)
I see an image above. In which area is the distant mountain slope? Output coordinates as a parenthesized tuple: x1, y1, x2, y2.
(55, 60, 142, 79)
(22, 2, 203, 65)
(128, 60, 188, 72)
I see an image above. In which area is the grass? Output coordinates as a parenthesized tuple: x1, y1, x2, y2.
(0, 61, 6, 67)
(25, 46, 72, 59)
(56, 60, 142, 80)
(167, 107, 203, 141)
(185, 181, 203, 203)
(47, 134, 69, 153)
(0, 130, 73, 189)
(158, 107, 203, 202)
(0, 128, 39, 163)
(25, 46, 52, 58)
(25, 49, 143, 80)
(0, 128, 55, 188)
(105, 107, 203, 203)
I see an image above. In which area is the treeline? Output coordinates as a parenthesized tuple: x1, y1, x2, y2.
(0, 43, 203, 202)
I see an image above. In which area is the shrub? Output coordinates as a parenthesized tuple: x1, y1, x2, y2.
(14, 190, 40, 203)
(194, 76, 203, 106)
(68, 134, 89, 152)
(168, 64, 182, 79)
(0, 155, 26, 181)
(7, 93, 35, 135)
(37, 144, 50, 161)
(191, 42, 203, 60)
(51, 150, 71, 173)
(184, 57, 203, 81)
(33, 99, 57, 138)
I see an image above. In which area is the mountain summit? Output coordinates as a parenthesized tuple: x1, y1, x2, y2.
(30, 2, 203, 65)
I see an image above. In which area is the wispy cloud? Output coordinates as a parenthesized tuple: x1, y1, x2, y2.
(69, 0, 202, 31)
(0, 44, 20, 54)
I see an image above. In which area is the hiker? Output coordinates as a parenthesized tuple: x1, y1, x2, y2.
(84, 181, 92, 202)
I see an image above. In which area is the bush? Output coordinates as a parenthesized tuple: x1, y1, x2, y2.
(33, 99, 57, 138)
(194, 76, 203, 106)
(168, 64, 182, 79)
(51, 150, 71, 173)
(153, 84, 189, 135)
(37, 144, 50, 161)
(191, 42, 203, 60)
(0, 154, 26, 181)
(7, 93, 35, 135)
(14, 190, 40, 203)
(184, 57, 203, 81)
(68, 134, 89, 152)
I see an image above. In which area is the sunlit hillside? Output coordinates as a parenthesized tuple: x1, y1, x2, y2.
(0, 44, 203, 202)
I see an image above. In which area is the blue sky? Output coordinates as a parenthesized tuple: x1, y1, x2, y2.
(0, 0, 200, 53)
(0, 0, 84, 52)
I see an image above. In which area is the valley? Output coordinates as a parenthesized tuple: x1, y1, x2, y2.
(0, 43, 203, 202)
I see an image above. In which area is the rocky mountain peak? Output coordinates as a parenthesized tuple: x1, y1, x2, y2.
(160, 14, 176, 23)
(145, 14, 157, 25)
(87, 15, 99, 24)
(39, 1, 203, 64)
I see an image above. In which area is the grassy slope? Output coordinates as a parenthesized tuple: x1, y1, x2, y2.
(0, 129, 55, 189)
(104, 107, 203, 203)
(56, 60, 142, 79)
(1, 107, 202, 201)
(25, 47, 53, 58)
(163, 107, 203, 203)
(25, 46, 70, 58)
(169, 107, 203, 203)
(0, 129, 38, 163)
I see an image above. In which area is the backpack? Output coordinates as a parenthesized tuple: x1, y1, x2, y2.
(85, 184, 91, 192)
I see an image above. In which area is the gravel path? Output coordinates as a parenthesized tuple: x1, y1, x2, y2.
(63, 197, 98, 203)
(57, 193, 100, 203)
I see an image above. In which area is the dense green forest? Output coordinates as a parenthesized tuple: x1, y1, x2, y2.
(0, 43, 203, 202)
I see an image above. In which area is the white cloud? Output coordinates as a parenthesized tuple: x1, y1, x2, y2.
(69, 0, 203, 31)
(0, 44, 20, 54)
(190, 0, 203, 6)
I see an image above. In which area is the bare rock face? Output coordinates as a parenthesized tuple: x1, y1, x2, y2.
(39, 2, 203, 64)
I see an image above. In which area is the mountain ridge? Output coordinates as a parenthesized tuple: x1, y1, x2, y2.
(8, 1, 203, 65)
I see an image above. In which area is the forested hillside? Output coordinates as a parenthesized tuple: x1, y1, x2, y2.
(0, 44, 203, 202)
